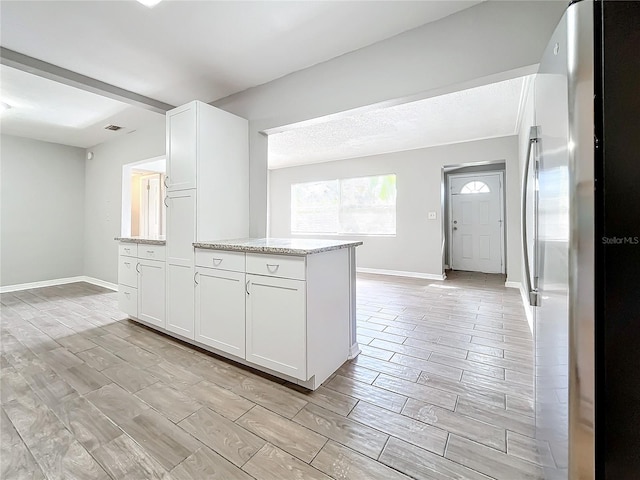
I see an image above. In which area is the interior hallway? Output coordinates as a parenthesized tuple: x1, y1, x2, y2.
(1, 272, 548, 480)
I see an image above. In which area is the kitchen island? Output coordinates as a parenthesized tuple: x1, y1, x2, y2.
(116, 236, 361, 390)
(193, 238, 362, 389)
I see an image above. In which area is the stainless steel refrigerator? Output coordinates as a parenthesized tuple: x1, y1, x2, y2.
(522, 1, 640, 478)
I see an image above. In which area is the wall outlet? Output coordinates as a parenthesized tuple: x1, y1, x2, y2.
(428, 211, 437, 220)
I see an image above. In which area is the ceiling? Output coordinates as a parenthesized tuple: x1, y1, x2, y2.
(0, 0, 483, 148)
(268, 76, 531, 169)
(0, 65, 165, 148)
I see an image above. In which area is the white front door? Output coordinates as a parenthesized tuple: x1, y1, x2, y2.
(450, 173, 504, 274)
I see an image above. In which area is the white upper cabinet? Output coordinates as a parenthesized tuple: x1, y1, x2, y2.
(166, 100, 249, 242)
(166, 104, 197, 191)
(196, 105, 249, 241)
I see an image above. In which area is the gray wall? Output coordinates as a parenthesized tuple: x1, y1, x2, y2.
(269, 136, 522, 282)
(1, 135, 85, 286)
(83, 122, 165, 285)
(214, 0, 565, 239)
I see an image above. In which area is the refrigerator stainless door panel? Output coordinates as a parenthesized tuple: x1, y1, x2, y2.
(534, 7, 571, 479)
(567, 1, 595, 478)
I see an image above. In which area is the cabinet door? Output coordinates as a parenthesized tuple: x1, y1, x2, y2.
(138, 259, 166, 328)
(118, 286, 138, 317)
(166, 263, 194, 339)
(195, 268, 245, 358)
(166, 104, 196, 191)
(246, 274, 306, 380)
(118, 255, 138, 288)
(166, 189, 196, 266)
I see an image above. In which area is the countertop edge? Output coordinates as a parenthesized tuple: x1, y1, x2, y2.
(192, 241, 363, 256)
(115, 237, 166, 246)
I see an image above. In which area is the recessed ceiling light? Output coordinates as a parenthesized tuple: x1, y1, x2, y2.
(0, 102, 11, 112)
(136, 0, 162, 8)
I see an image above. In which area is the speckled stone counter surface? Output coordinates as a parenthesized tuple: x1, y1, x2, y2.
(193, 238, 362, 256)
(115, 236, 166, 245)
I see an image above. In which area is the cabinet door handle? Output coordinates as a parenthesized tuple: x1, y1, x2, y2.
(164, 196, 169, 208)
(212, 258, 223, 266)
(164, 176, 169, 188)
(136, 263, 141, 274)
(245, 280, 250, 295)
(194, 271, 199, 285)
(266, 264, 279, 273)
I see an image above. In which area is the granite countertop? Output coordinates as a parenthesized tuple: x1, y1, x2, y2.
(115, 236, 166, 246)
(193, 238, 363, 256)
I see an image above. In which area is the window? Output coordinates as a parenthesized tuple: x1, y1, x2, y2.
(460, 181, 490, 194)
(291, 174, 396, 235)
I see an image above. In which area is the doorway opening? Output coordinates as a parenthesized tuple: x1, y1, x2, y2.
(121, 156, 166, 238)
(443, 162, 506, 275)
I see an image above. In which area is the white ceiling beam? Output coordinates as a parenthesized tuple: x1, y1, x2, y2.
(0, 47, 175, 114)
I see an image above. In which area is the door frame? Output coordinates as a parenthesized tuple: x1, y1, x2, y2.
(447, 171, 505, 274)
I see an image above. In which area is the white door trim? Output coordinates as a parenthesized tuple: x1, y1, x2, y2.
(447, 171, 505, 274)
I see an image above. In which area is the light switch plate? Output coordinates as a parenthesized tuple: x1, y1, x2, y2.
(428, 211, 437, 220)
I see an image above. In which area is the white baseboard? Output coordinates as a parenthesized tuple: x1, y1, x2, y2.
(0, 276, 117, 293)
(504, 281, 521, 289)
(356, 267, 446, 281)
(82, 276, 118, 291)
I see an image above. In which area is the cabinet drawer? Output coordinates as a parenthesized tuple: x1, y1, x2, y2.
(119, 243, 138, 257)
(138, 245, 166, 261)
(118, 256, 138, 288)
(195, 249, 245, 271)
(118, 285, 138, 317)
(246, 253, 306, 280)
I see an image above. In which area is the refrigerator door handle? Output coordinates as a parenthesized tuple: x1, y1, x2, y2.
(521, 126, 541, 307)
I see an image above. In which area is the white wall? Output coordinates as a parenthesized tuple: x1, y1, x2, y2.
(214, 1, 566, 238)
(83, 122, 165, 284)
(269, 136, 522, 282)
(0, 135, 85, 286)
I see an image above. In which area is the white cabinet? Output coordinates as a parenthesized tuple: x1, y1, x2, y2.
(164, 101, 249, 340)
(138, 259, 166, 328)
(165, 189, 196, 339)
(118, 256, 138, 288)
(246, 274, 307, 380)
(196, 104, 249, 241)
(117, 243, 166, 329)
(118, 286, 138, 317)
(166, 264, 195, 339)
(166, 104, 197, 191)
(195, 267, 246, 358)
(166, 189, 196, 266)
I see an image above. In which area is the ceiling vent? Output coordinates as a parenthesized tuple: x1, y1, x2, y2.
(104, 124, 123, 131)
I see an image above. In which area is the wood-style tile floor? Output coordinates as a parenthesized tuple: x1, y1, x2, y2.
(1, 271, 547, 480)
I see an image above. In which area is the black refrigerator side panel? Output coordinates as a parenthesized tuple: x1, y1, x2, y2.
(597, 1, 640, 478)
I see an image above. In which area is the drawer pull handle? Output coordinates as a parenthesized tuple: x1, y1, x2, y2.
(124, 262, 131, 266)
(147, 250, 154, 254)
(266, 264, 279, 273)
(124, 248, 130, 253)
(212, 258, 223, 266)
